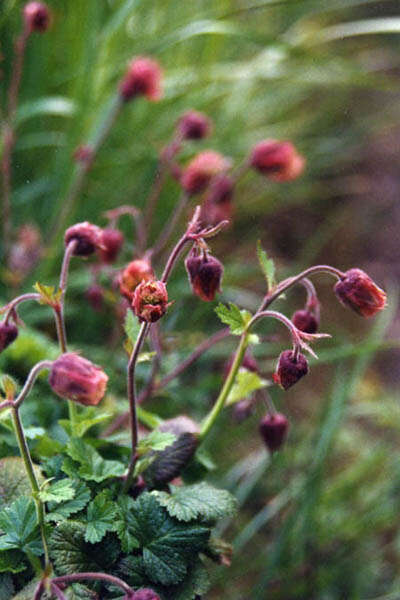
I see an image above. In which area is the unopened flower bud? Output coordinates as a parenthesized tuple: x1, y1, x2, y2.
(273, 349, 308, 390)
(178, 110, 212, 140)
(23, 2, 50, 33)
(132, 589, 161, 600)
(49, 353, 108, 406)
(185, 252, 223, 302)
(233, 398, 255, 424)
(64, 222, 103, 257)
(334, 268, 387, 318)
(119, 259, 155, 301)
(119, 57, 162, 102)
(181, 151, 231, 196)
(292, 309, 319, 334)
(0, 322, 18, 353)
(132, 280, 169, 323)
(97, 228, 124, 264)
(259, 413, 289, 452)
(86, 285, 104, 312)
(250, 140, 305, 182)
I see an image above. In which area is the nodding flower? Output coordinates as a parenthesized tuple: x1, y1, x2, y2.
(119, 259, 155, 301)
(180, 151, 231, 196)
(273, 349, 308, 390)
(0, 322, 18, 354)
(185, 250, 223, 302)
(178, 110, 212, 140)
(334, 268, 387, 318)
(119, 57, 163, 102)
(49, 353, 108, 406)
(64, 222, 103, 257)
(250, 139, 305, 182)
(97, 228, 124, 264)
(259, 413, 289, 453)
(132, 280, 170, 323)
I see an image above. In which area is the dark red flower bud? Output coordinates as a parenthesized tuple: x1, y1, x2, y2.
(86, 285, 104, 312)
(119, 57, 162, 102)
(132, 589, 161, 600)
(23, 2, 50, 33)
(233, 398, 255, 424)
(250, 140, 305, 182)
(334, 268, 387, 318)
(178, 110, 212, 140)
(181, 151, 231, 196)
(49, 353, 108, 406)
(259, 413, 289, 452)
(292, 309, 319, 334)
(119, 259, 155, 301)
(64, 222, 103, 257)
(185, 252, 223, 302)
(132, 280, 169, 323)
(0, 322, 18, 353)
(273, 349, 308, 390)
(97, 228, 124, 264)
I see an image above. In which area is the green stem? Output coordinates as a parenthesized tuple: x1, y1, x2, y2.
(11, 407, 51, 572)
(199, 332, 249, 441)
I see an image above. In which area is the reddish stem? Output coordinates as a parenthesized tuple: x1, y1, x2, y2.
(52, 572, 134, 595)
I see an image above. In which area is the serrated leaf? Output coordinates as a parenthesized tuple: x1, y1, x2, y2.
(85, 491, 117, 544)
(115, 493, 209, 586)
(165, 561, 211, 600)
(226, 369, 268, 406)
(153, 483, 238, 523)
(46, 480, 91, 522)
(124, 310, 141, 345)
(65, 439, 125, 483)
(49, 521, 120, 575)
(257, 240, 276, 291)
(137, 431, 177, 457)
(0, 549, 26, 573)
(215, 302, 246, 335)
(114, 496, 141, 553)
(0, 457, 44, 510)
(0, 497, 42, 555)
(33, 281, 62, 307)
(118, 555, 147, 588)
(38, 478, 75, 503)
(59, 409, 112, 437)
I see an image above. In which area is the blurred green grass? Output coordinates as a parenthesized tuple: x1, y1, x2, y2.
(1, 0, 400, 598)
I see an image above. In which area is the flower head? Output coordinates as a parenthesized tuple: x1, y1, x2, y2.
(185, 251, 223, 302)
(64, 222, 103, 257)
(178, 110, 212, 140)
(119, 57, 162, 102)
(23, 2, 50, 33)
(292, 309, 319, 334)
(259, 413, 289, 452)
(132, 280, 169, 323)
(119, 259, 155, 301)
(181, 151, 231, 196)
(250, 140, 305, 182)
(0, 322, 18, 353)
(334, 268, 387, 318)
(49, 353, 108, 406)
(273, 349, 308, 390)
(98, 228, 124, 264)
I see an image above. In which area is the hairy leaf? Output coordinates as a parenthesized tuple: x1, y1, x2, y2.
(0, 457, 44, 510)
(85, 491, 117, 544)
(46, 480, 91, 522)
(0, 497, 42, 555)
(153, 482, 238, 523)
(38, 478, 75, 503)
(65, 439, 125, 482)
(137, 431, 177, 456)
(215, 302, 247, 335)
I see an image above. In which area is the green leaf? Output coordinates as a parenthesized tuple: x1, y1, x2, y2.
(165, 561, 211, 600)
(0, 549, 27, 573)
(115, 493, 209, 586)
(226, 369, 268, 406)
(59, 409, 112, 438)
(153, 483, 238, 523)
(124, 310, 141, 345)
(137, 431, 177, 457)
(0, 497, 42, 555)
(257, 241, 276, 291)
(16, 97, 76, 125)
(0, 574, 14, 600)
(215, 302, 247, 335)
(85, 491, 117, 544)
(65, 439, 125, 483)
(0, 375, 17, 400)
(114, 496, 141, 553)
(0, 457, 44, 510)
(49, 521, 120, 575)
(46, 480, 91, 522)
(118, 554, 147, 588)
(38, 478, 75, 503)
(33, 281, 62, 307)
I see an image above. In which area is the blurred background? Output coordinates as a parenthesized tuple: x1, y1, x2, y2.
(1, 0, 400, 598)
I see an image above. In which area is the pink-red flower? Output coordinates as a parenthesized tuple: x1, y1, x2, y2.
(181, 151, 231, 196)
(23, 2, 50, 33)
(119, 259, 155, 301)
(97, 228, 124, 264)
(49, 353, 108, 406)
(250, 140, 305, 182)
(132, 280, 169, 323)
(119, 57, 162, 102)
(64, 222, 103, 257)
(334, 268, 387, 318)
(291, 309, 319, 334)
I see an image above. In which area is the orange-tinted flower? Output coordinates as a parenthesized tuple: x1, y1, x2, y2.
(334, 268, 387, 318)
(119, 259, 155, 301)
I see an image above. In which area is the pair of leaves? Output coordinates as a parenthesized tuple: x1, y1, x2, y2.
(33, 281, 62, 307)
(152, 482, 238, 523)
(115, 493, 210, 586)
(63, 438, 125, 483)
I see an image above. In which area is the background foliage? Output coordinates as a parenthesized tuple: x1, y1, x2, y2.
(1, 0, 400, 598)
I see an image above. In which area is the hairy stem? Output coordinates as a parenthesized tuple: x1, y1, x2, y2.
(11, 406, 50, 570)
(52, 572, 134, 595)
(199, 332, 249, 441)
(14, 360, 53, 408)
(1, 292, 40, 322)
